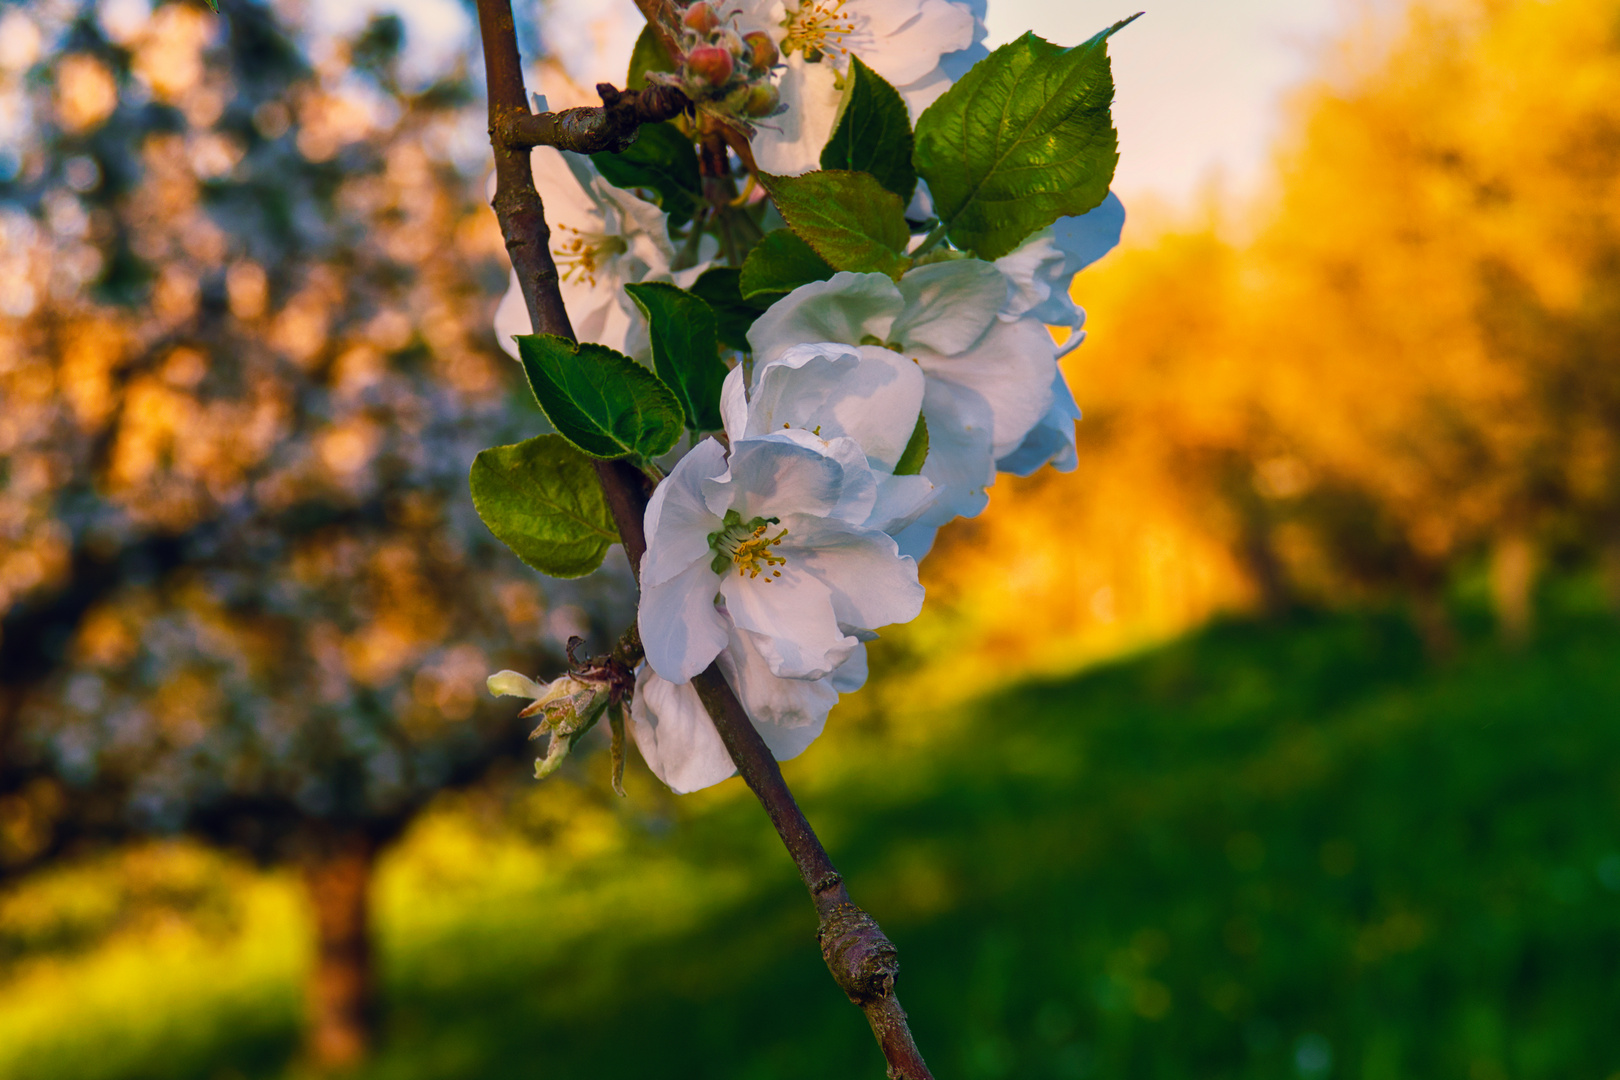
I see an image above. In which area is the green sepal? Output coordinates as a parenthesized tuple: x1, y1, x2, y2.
(470, 435, 620, 579)
(624, 281, 727, 432)
(820, 56, 917, 204)
(627, 25, 675, 90)
(913, 18, 1138, 260)
(893, 415, 929, 476)
(689, 268, 772, 351)
(592, 123, 701, 229)
(740, 228, 835, 299)
(516, 334, 684, 461)
(761, 170, 911, 279)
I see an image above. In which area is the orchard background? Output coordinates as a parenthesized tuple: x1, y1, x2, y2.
(2, 0, 1619, 1077)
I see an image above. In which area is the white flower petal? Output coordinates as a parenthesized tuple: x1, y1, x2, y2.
(825, 0, 973, 88)
(829, 641, 869, 694)
(997, 193, 1125, 327)
(919, 316, 1058, 460)
(742, 342, 926, 472)
(786, 516, 925, 633)
(1052, 192, 1126, 273)
(487, 670, 546, 699)
(996, 369, 1082, 476)
(639, 557, 731, 683)
(629, 665, 737, 793)
(865, 472, 937, 534)
(750, 55, 844, 177)
(747, 272, 904, 365)
(893, 259, 1007, 356)
(721, 560, 855, 680)
(915, 373, 997, 523)
(493, 269, 529, 361)
(722, 626, 839, 761)
(892, 518, 942, 563)
(642, 437, 729, 588)
(710, 435, 850, 523)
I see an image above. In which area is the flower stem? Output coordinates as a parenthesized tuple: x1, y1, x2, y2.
(475, 2, 934, 1075)
(911, 219, 951, 258)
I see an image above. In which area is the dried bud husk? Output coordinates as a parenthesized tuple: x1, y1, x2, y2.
(500, 673, 612, 780)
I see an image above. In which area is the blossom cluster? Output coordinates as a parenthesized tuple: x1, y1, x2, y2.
(483, 0, 1131, 793)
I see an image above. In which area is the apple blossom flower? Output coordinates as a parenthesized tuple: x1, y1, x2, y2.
(719, 340, 937, 533)
(638, 434, 923, 687)
(491, 145, 705, 360)
(746, 263, 1059, 556)
(629, 628, 868, 793)
(989, 192, 1127, 477)
(731, 0, 978, 174)
(995, 192, 1126, 330)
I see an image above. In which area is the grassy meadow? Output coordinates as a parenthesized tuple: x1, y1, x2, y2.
(3, 584, 1618, 1080)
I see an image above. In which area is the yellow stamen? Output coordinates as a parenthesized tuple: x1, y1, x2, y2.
(731, 522, 788, 580)
(554, 223, 629, 288)
(782, 0, 854, 62)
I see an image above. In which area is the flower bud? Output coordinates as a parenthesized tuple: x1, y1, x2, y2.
(742, 82, 781, 117)
(681, 1, 720, 35)
(716, 28, 745, 59)
(742, 31, 779, 72)
(685, 43, 735, 89)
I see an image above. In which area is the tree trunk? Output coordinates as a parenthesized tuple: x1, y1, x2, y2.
(301, 828, 377, 1071)
(1602, 530, 1620, 615)
(1410, 582, 1457, 663)
(1489, 530, 1537, 647)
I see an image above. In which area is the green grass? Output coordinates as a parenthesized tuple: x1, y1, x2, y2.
(5, 603, 1620, 1079)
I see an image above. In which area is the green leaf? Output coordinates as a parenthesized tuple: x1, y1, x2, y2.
(204, 0, 219, 10)
(626, 25, 675, 90)
(624, 282, 727, 432)
(470, 435, 619, 578)
(516, 334, 684, 460)
(893, 415, 929, 476)
(739, 228, 835, 299)
(761, 171, 911, 278)
(820, 57, 917, 204)
(592, 123, 701, 229)
(688, 268, 771, 351)
(913, 19, 1138, 261)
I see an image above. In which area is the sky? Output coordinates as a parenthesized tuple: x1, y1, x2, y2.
(985, 0, 1353, 205)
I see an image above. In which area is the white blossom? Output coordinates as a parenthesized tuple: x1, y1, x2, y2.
(491, 145, 702, 359)
(989, 192, 1127, 477)
(747, 264, 1058, 557)
(732, 0, 978, 174)
(995, 192, 1126, 330)
(629, 630, 868, 793)
(638, 434, 923, 685)
(719, 340, 936, 533)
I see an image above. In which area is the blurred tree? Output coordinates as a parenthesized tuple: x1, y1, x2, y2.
(0, 0, 629, 1066)
(1250, 0, 1620, 641)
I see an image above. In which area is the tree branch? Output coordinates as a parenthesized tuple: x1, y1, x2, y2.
(504, 84, 689, 154)
(474, 4, 932, 1075)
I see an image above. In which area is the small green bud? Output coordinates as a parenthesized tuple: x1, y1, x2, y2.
(742, 82, 781, 117)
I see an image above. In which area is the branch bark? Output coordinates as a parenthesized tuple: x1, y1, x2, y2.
(474, 3, 933, 1076)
